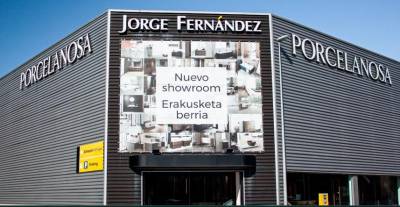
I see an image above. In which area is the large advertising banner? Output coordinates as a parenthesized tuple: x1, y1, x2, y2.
(119, 40, 263, 153)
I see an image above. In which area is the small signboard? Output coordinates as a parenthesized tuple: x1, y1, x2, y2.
(78, 141, 104, 173)
(318, 193, 329, 206)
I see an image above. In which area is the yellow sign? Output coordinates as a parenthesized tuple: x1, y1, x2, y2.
(318, 193, 329, 206)
(79, 141, 104, 173)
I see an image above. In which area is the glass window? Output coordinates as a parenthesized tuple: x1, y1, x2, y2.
(358, 175, 397, 205)
(143, 172, 239, 205)
(287, 173, 349, 205)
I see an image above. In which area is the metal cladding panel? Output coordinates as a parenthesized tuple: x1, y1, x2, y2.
(0, 13, 107, 204)
(107, 11, 275, 205)
(272, 15, 400, 175)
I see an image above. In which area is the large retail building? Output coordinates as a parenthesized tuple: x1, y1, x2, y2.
(1, 10, 399, 205)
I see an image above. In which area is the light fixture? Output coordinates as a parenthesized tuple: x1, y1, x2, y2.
(152, 149, 161, 155)
(225, 148, 234, 154)
(276, 34, 289, 42)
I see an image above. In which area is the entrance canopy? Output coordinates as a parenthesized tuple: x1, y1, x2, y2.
(129, 154, 256, 177)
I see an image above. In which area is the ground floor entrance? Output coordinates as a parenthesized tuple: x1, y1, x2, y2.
(143, 172, 243, 205)
(287, 173, 349, 205)
(287, 173, 399, 206)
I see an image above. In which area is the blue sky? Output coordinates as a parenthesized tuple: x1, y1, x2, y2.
(0, 0, 399, 78)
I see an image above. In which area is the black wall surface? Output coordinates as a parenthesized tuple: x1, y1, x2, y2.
(272, 14, 400, 195)
(0, 13, 107, 204)
(107, 11, 276, 205)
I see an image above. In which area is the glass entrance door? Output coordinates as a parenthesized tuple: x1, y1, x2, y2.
(143, 172, 241, 205)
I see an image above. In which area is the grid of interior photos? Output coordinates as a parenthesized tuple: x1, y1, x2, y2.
(119, 40, 263, 153)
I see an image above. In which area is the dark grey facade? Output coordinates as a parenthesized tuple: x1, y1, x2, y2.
(272, 14, 400, 204)
(0, 13, 107, 204)
(106, 11, 275, 205)
(0, 9, 399, 206)
(274, 15, 400, 174)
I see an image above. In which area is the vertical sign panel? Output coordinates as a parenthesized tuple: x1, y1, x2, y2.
(79, 141, 104, 173)
(318, 193, 329, 206)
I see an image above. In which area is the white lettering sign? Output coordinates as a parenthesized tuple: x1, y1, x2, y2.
(291, 34, 392, 85)
(118, 15, 262, 33)
(20, 33, 92, 90)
